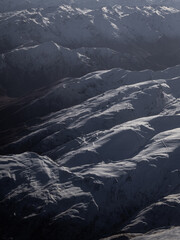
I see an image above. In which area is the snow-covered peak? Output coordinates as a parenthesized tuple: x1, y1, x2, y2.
(1, 3, 180, 52)
(1, 0, 180, 12)
(1, 1, 180, 239)
(1, 64, 180, 239)
(1, 2, 180, 97)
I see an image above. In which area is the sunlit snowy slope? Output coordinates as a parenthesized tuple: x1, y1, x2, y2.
(1, 65, 180, 239)
(0, 0, 180, 240)
(1, 1, 180, 96)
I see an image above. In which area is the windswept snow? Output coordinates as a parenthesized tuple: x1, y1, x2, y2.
(1, 2, 180, 96)
(1, 0, 180, 240)
(1, 64, 180, 239)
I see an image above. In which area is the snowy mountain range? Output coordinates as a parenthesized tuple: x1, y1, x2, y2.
(1, 1, 180, 96)
(0, 0, 180, 240)
(1, 0, 180, 12)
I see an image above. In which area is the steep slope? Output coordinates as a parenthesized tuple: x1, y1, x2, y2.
(1, 0, 180, 12)
(1, 4, 180, 51)
(0, 41, 92, 96)
(1, 1, 180, 240)
(1, 3, 180, 97)
(1, 65, 180, 239)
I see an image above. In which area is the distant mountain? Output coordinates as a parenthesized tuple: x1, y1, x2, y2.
(1, 1, 180, 240)
(1, 4, 180, 96)
(1, 0, 180, 12)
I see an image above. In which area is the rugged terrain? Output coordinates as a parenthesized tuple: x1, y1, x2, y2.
(0, 0, 180, 240)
